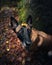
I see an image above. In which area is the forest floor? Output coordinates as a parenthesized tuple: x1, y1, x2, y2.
(0, 9, 28, 65)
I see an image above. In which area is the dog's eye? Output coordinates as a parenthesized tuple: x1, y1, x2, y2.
(19, 28, 23, 33)
(19, 30, 22, 34)
(27, 29, 31, 36)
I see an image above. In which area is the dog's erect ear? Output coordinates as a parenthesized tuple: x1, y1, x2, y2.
(11, 17, 19, 28)
(10, 17, 19, 32)
(26, 15, 32, 28)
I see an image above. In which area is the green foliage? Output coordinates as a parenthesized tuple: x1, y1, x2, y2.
(19, 7, 27, 22)
(18, 0, 29, 23)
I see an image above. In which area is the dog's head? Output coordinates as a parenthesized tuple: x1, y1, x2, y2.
(10, 15, 32, 50)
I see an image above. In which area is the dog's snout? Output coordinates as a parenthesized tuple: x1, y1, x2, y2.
(26, 41, 31, 45)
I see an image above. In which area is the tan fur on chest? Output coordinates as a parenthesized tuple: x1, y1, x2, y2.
(31, 28, 52, 48)
(31, 29, 38, 43)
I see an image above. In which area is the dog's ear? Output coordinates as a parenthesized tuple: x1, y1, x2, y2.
(10, 17, 19, 27)
(10, 17, 19, 32)
(26, 15, 32, 28)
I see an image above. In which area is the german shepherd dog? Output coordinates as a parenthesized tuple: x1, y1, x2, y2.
(10, 15, 52, 65)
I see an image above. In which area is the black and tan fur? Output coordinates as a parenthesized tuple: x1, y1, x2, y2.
(10, 15, 52, 65)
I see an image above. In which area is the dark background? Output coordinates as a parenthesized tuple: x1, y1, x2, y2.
(30, 0, 52, 35)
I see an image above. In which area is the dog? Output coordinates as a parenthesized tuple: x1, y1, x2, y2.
(10, 15, 52, 65)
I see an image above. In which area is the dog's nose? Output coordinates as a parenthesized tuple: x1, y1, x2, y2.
(26, 41, 31, 45)
(22, 41, 31, 47)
